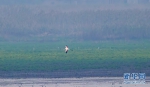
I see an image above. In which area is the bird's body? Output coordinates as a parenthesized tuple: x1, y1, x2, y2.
(65, 45, 69, 53)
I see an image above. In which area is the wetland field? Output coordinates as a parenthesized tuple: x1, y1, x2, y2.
(0, 40, 150, 78)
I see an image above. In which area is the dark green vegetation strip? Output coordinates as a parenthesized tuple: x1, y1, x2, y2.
(0, 40, 150, 75)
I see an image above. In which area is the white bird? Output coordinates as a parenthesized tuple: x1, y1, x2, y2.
(65, 45, 69, 53)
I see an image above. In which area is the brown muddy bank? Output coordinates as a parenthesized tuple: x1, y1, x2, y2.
(0, 77, 150, 87)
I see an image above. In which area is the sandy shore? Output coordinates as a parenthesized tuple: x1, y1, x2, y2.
(0, 77, 150, 87)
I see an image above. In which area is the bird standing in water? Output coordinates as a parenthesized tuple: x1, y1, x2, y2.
(65, 45, 69, 53)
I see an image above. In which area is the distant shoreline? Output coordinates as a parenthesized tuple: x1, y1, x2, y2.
(0, 69, 149, 78)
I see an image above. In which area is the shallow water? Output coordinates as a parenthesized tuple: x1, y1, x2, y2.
(0, 77, 149, 87)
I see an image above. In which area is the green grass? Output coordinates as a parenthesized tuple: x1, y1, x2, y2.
(0, 40, 150, 72)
